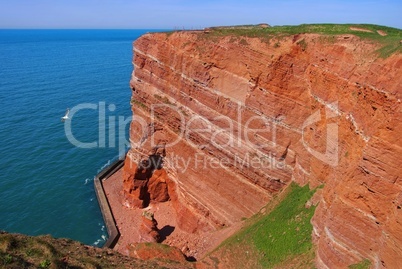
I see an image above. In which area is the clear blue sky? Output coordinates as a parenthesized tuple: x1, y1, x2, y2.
(0, 0, 401, 29)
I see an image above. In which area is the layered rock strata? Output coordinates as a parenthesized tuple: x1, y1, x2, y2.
(126, 29, 402, 267)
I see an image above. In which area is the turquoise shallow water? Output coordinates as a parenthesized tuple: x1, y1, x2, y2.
(0, 29, 159, 246)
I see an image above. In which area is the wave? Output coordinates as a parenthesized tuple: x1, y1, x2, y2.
(92, 224, 107, 246)
(97, 160, 111, 174)
(84, 153, 123, 185)
(96, 153, 123, 174)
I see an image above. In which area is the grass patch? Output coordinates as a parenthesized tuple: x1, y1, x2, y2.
(131, 98, 147, 109)
(38, 259, 51, 268)
(154, 94, 176, 106)
(0, 232, 189, 269)
(349, 259, 371, 269)
(376, 43, 401, 58)
(0, 254, 13, 265)
(252, 183, 316, 267)
(142, 242, 171, 251)
(208, 182, 317, 268)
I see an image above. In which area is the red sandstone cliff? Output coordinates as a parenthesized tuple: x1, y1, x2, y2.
(125, 27, 402, 268)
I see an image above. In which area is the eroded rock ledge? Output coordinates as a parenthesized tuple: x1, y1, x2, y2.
(125, 28, 402, 268)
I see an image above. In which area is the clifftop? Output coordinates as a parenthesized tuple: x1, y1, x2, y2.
(174, 23, 402, 58)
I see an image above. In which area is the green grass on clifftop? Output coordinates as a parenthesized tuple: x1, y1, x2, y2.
(203, 182, 317, 269)
(201, 23, 402, 58)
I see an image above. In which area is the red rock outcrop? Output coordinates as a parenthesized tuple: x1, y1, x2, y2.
(128, 242, 187, 263)
(126, 28, 402, 267)
(138, 211, 160, 243)
(122, 148, 170, 208)
(148, 168, 170, 202)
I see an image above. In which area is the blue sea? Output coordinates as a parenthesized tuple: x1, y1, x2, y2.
(0, 29, 162, 246)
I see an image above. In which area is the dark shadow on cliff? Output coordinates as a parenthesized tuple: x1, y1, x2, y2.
(186, 256, 197, 262)
(159, 225, 175, 242)
(133, 144, 166, 208)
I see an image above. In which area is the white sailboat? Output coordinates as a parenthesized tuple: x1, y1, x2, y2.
(61, 108, 70, 121)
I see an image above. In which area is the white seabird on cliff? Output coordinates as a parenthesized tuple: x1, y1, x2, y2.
(61, 108, 70, 121)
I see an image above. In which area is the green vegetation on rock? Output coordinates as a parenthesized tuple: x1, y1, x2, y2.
(0, 232, 190, 269)
(201, 23, 402, 58)
(130, 98, 146, 109)
(204, 182, 317, 269)
(349, 259, 372, 269)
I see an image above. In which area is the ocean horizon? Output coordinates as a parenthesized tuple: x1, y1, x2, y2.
(0, 29, 164, 246)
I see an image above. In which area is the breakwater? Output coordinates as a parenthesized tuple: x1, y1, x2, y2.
(94, 158, 125, 248)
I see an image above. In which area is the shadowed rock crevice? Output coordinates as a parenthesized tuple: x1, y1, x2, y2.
(123, 144, 169, 208)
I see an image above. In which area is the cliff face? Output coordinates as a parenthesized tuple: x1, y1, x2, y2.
(126, 28, 402, 267)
